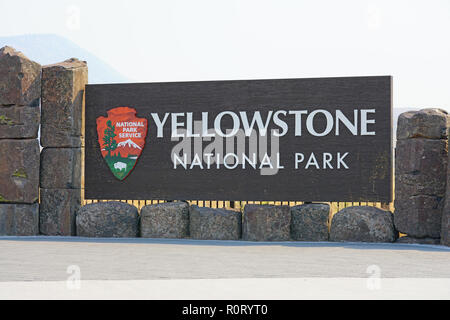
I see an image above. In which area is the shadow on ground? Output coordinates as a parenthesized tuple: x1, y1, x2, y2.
(0, 236, 448, 252)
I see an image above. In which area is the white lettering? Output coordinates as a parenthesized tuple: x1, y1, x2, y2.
(240, 111, 273, 137)
(306, 110, 334, 137)
(295, 153, 305, 169)
(361, 109, 376, 135)
(337, 152, 350, 169)
(215, 112, 240, 138)
(336, 110, 358, 135)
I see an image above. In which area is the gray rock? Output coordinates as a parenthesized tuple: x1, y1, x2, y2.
(395, 173, 446, 201)
(442, 149, 450, 247)
(0, 139, 39, 204)
(442, 213, 449, 246)
(243, 205, 291, 241)
(41, 58, 88, 148)
(0, 104, 40, 139)
(40, 148, 81, 189)
(76, 202, 139, 238)
(397, 108, 449, 140)
(396, 236, 441, 245)
(0, 46, 41, 106)
(395, 195, 444, 239)
(395, 139, 447, 196)
(141, 202, 189, 239)
(394, 138, 447, 239)
(39, 189, 81, 236)
(291, 203, 330, 241)
(330, 206, 397, 243)
(0, 203, 39, 236)
(190, 206, 241, 240)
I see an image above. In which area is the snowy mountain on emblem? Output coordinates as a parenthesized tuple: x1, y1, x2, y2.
(117, 139, 142, 150)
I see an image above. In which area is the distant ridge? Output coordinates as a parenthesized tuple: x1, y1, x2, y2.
(0, 34, 128, 84)
(0, 34, 425, 128)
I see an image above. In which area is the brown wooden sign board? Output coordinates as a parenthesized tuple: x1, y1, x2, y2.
(85, 76, 392, 202)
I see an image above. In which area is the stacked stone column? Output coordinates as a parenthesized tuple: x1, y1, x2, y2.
(0, 47, 41, 236)
(39, 59, 87, 236)
(442, 149, 450, 246)
(394, 109, 449, 243)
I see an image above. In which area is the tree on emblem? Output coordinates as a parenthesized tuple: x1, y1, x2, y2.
(103, 120, 118, 157)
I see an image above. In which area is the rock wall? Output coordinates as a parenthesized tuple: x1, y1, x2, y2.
(0, 47, 41, 236)
(0, 46, 88, 237)
(75, 201, 401, 244)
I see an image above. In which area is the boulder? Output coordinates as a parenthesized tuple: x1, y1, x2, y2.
(330, 206, 397, 243)
(291, 203, 330, 241)
(0, 203, 39, 236)
(0, 104, 40, 139)
(396, 236, 441, 245)
(40, 148, 81, 189)
(243, 205, 290, 241)
(76, 202, 139, 238)
(0, 46, 41, 106)
(41, 58, 88, 148)
(141, 202, 189, 239)
(190, 206, 241, 240)
(0, 139, 39, 204)
(397, 108, 449, 140)
(39, 189, 81, 236)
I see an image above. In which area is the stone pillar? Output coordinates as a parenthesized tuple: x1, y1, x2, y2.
(39, 59, 87, 236)
(394, 108, 449, 242)
(442, 150, 450, 247)
(0, 46, 41, 235)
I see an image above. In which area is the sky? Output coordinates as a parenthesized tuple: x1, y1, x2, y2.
(1, 0, 450, 111)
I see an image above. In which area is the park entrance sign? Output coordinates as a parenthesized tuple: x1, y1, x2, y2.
(85, 76, 392, 202)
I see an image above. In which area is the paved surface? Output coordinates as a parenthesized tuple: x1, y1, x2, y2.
(2, 278, 450, 300)
(0, 237, 449, 281)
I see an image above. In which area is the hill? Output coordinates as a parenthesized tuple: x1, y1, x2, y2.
(0, 34, 421, 137)
(0, 34, 128, 84)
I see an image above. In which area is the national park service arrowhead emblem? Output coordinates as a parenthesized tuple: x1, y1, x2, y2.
(96, 107, 148, 181)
